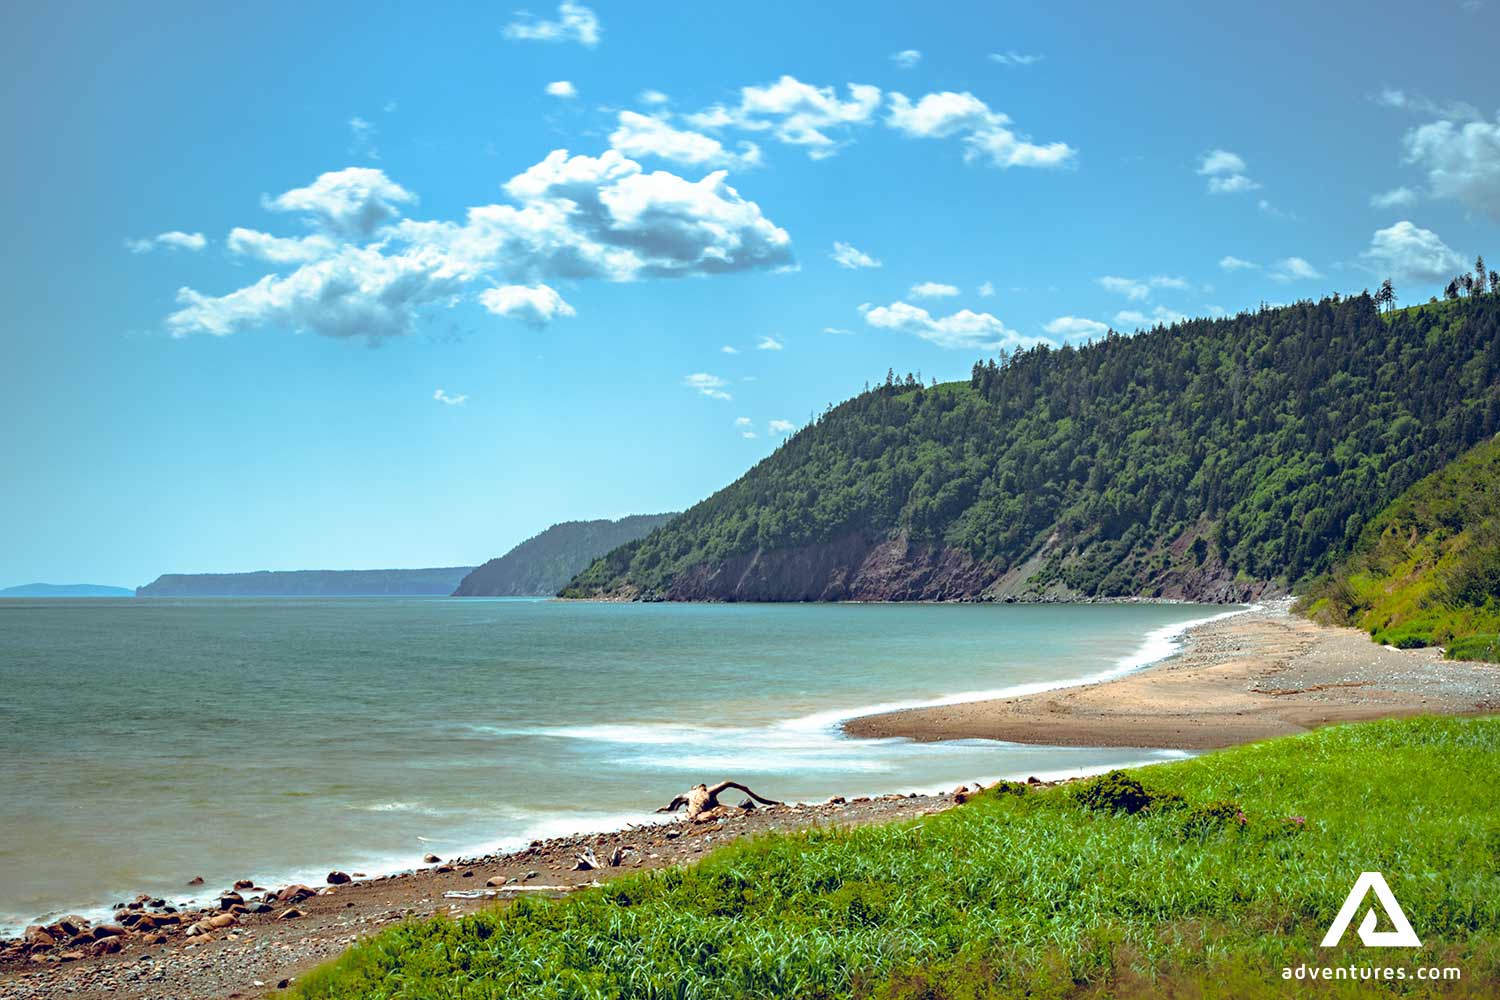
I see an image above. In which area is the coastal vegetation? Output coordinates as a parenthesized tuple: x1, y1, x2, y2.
(454, 514, 677, 597)
(295, 715, 1500, 998)
(565, 292, 1500, 602)
(1298, 434, 1500, 661)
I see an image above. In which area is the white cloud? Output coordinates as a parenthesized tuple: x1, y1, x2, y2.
(1270, 256, 1322, 282)
(734, 416, 752, 426)
(887, 90, 1074, 168)
(687, 76, 882, 159)
(861, 300, 1036, 351)
(434, 388, 467, 406)
(608, 111, 761, 169)
(1197, 148, 1260, 194)
(545, 80, 578, 99)
(830, 241, 881, 269)
(1218, 255, 1259, 271)
(822, 326, 853, 335)
(891, 49, 922, 69)
(1113, 305, 1187, 328)
(263, 167, 417, 240)
(640, 90, 669, 106)
(756, 335, 783, 350)
(166, 150, 792, 340)
(1370, 186, 1418, 209)
(684, 373, 732, 400)
(348, 116, 379, 160)
(721, 344, 739, 354)
(1096, 274, 1187, 300)
(978, 281, 995, 297)
(910, 281, 959, 299)
(1374, 88, 1481, 122)
(227, 228, 336, 265)
(1402, 115, 1500, 219)
(126, 230, 207, 254)
(503, 2, 600, 46)
(478, 283, 576, 327)
(988, 50, 1042, 66)
(742, 431, 758, 439)
(1359, 220, 1466, 283)
(1043, 315, 1108, 338)
(769, 419, 795, 434)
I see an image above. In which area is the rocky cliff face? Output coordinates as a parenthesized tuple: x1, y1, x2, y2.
(616, 531, 1282, 604)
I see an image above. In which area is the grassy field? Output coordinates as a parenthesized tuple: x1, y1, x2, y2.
(296, 717, 1500, 998)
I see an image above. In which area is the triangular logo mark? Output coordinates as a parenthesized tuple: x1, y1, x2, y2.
(1321, 872, 1421, 948)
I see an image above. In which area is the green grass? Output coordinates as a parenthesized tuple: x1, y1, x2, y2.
(296, 716, 1500, 999)
(1298, 435, 1500, 660)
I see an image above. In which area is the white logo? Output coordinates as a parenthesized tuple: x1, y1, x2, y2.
(1321, 872, 1421, 948)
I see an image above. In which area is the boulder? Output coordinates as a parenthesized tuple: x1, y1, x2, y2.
(434, 865, 454, 874)
(233, 879, 254, 890)
(276, 908, 304, 921)
(217, 892, 243, 910)
(22, 926, 56, 950)
(276, 884, 315, 903)
(89, 937, 122, 957)
(325, 871, 351, 885)
(423, 853, 441, 864)
(91, 924, 126, 940)
(206, 913, 236, 929)
(484, 876, 508, 887)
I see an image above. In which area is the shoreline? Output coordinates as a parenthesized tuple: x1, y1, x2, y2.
(844, 599, 1500, 749)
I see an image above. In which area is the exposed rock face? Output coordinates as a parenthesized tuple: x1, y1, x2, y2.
(653, 531, 1281, 604)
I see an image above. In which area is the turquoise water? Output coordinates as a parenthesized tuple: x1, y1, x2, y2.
(0, 598, 1235, 934)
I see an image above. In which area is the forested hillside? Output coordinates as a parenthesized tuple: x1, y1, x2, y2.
(137, 567, 473, 597)
(1298, 435, 1500, 660)
(565, 293, 1500, 602)
(453, 514, 677, 596)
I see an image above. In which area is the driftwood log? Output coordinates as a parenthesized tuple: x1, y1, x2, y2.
(656, 781, 783, 822)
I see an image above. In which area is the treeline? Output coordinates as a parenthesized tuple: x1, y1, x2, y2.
(566, 293, 1500, 600)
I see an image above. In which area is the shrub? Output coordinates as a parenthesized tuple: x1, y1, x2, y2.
(1447, 633, 1500, 662)
(1071, 770, 1183, 815)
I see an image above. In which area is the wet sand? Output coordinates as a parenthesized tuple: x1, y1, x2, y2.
(845, 600, 1500, 749)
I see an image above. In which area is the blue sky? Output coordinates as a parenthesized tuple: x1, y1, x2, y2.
(3, 0, 1498, 587)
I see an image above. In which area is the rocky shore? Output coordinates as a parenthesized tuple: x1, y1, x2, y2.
(0, 788, 987, 1000)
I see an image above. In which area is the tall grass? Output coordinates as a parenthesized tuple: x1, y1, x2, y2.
(297, 717, 1500, 998)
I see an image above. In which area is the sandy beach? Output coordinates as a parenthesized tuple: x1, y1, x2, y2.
(846, 599, 1500, 748)
(6, 601, 1498, 1000)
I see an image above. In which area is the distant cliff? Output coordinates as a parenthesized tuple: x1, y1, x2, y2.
(0, 583, 134, 598)
(136, 567, 473, 597)
(453, 514, 678, 597)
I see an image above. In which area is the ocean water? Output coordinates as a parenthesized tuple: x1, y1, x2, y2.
(0, 598, 1239, 935)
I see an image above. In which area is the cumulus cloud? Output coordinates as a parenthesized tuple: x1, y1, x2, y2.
(1218, 255, 1259, 271)
(861, 300, 1034, 351)
(433, 388, 467, 405)
(503, 2, 600, 46)
(1402, 115, 1500, 219)
(640, 90, 669, 106)
(263, 167, 417, 240)
(886, 90, 1074, 168)
(478, 284, 575, 327)
(756, 335, 783, 350)
(1096, 274, 1188, 300)
(686, 75, 882, 159)
(1359, 220, 1466, 283)
(721, 344, 739, 354)
(1197, 149, 1260, 194)
(1371, 186, 1418, 209)
(830, 241, 881, 269)
(608, 111, 761, 169)
(1043, 315, 1108, 338)
(684, 372, 732, 400)
(769, 419, 795, 434)
(734, 416, 752, 426)
(910, 281, 959, 298)
(988, 50, 1042, 66)
(545, 80, 578, 99)
(891, 49, 922, 69)
(166, 150, 793, 340)
(227, 228, 336, 265)
(978, 281, 995, 297)
(126, 231, 207, 254)
(1270, 256, 1322, 281)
